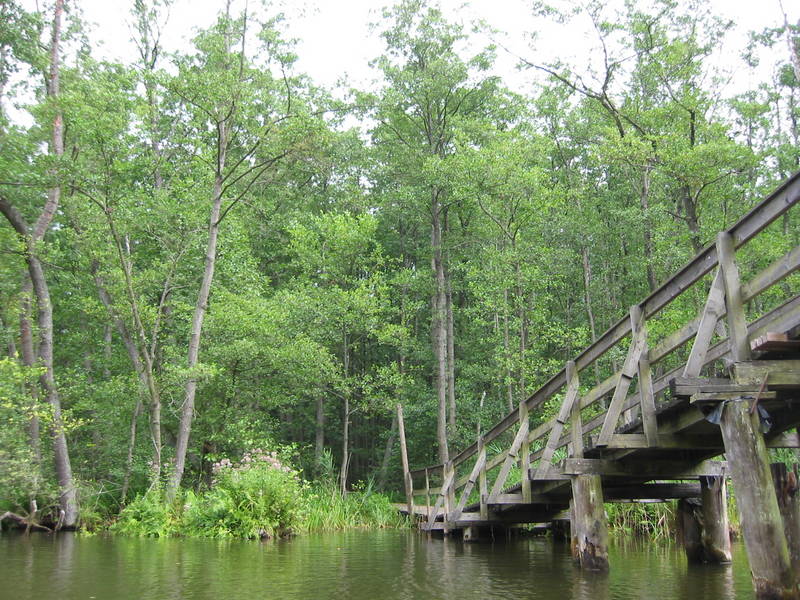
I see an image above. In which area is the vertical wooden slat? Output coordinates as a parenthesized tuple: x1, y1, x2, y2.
(568, 361, 583, 458)
(519, 402, 531, 502)
(683, 269, 726, 377)
(631, 306, 657, 447)
(424, 468, 431, 520)
(488, 416, 529, 502)
(597, 305, 646, 446)
(478, 436, 488, 520)
(396, 403, 414, 517)
(717, 232, 751, 363)
(535, 361, 580, 478)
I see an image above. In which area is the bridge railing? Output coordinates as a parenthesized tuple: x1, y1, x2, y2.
(405, 171, 800, 523)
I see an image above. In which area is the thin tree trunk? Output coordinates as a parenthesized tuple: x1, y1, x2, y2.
(168, 166, 226, 499)
(581, 247, 601, 385)
(314, 394, 325, 471)
(19, 277, 41, 464)
(340, 330, 350, 494)
(640, 164, 657, 292)
(430, 189, 449, 464)
(377, 412, 398, 491)
(445, 276, 456, 432)
(503, 288, 513, 413)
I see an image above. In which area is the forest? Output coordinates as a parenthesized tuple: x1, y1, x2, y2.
(0, 0, 799, 534)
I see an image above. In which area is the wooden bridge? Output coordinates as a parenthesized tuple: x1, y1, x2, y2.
(397, 171, 800, 599)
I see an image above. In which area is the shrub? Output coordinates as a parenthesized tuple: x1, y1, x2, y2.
(111, 490, 178, 537)
(181, 449, 308, 539)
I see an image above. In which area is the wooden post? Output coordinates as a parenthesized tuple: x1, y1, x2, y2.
(443, 460, 454, 534)
(568, 361, 583, 459)
(719, 400, 797, 598)
(396, 404, 414, 517)
(478, 436, 488, 521)
(424, 468, 431, 521)
(700, 475, 732, 563)
(519, 401, 531, 502)
(716, 232, 751, 363)
(676, 498, 705, 563)
(772, 463, 800, 576)
(570, 474, 609, 571)
(717, 232, 798, 596)
(463, 526, 480, 542)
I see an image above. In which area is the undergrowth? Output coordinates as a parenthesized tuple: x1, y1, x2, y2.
(112, 448, 405, 539)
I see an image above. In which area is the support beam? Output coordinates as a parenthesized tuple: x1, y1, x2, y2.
(570, 474, 609, 571)
(535, 360, 579, 479)
(677, 498, 705, 562)
(519, 402, 531, 502)
(719, 400, 797, 598)
(700, 475, 732, 563)
(717, 232, 751, 363)
(772, 463, 800, 576)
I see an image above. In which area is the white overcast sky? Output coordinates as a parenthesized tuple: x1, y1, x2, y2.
(19, 0, 800, 97)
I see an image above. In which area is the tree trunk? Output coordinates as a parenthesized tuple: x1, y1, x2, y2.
(314, 394, 325, 472)
(19, 277, 41, 464)
(581, 247, 601, 385)
(430, 189, 449, 464)
(340, 330, 350, 494)
(445, 276, 456, 432)
(377, 411, 398, 491)
(640, 164, 657, 292)
(169, 164, 226, 499)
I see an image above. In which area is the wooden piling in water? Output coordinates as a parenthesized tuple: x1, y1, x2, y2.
(570, 474, 609, 571)
(772, 462, 800, 577)
(700, 475, 732, 563)
(677, 498, 704, 563)
(719, 401, 797, 598)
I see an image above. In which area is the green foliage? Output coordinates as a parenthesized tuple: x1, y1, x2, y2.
(606, 502, 675, 541)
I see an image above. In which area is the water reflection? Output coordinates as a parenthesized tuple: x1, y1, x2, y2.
(0, 530, 755, 600)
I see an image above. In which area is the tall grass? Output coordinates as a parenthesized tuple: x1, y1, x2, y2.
(112, 449, 405, 539)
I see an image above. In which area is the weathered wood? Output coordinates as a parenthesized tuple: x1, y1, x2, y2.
(451, 444, 487, 520)
(700, 475, 732, 563)
(672, 377, 760, 396)
(478, 436, 488, 520)
(734, 360, 800, 387)
(684, 270, 726, 378)
(639, 349, 658, 447)
(752, 332, 800, 353)
(677, 498, 705, 562)
(690, 391, 777, 405)
(719, 399, 796, 598)
(463, 526, 480, 542)
(424, 468, 431, 519)
(519, 402, 531, 502)
(396, 404, 414, 517)
(563, 458, 726, 478)
(536, 361, 580, 479)
(717, 231, 751, 363)
(488, 414, 530, 502)
(597, 306, 646, 446)
(772, 463, 800, 576)
(570, 474, 609, 571)
(568, 361, 584, 459)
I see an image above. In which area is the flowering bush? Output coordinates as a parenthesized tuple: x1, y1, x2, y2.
(181, 448, 308, 539)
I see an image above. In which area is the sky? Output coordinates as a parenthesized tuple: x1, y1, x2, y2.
(17, 0, 800, 99)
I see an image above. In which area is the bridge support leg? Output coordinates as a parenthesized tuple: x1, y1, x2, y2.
(570, 474, 609, 571)
(700, 475, 732, 563)
(719, 400, 798, 598)
(772, 463, 800, 576)
(677, 498, 704, 562)
(463, 526, 480, 542)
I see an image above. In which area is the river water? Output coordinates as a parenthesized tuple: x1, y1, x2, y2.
(0, 530, 754, 599)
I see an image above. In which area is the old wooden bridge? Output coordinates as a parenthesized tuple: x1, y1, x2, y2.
(397, 172, 800, 598)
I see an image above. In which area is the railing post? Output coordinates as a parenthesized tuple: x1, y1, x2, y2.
(396, 403, 414, 517)
(519, 401, 531, 502)
(424, 467, 431, 521)
(478, 435, 488, 520)
(568, 361, 583, 459)
(716, 231, 797, 598)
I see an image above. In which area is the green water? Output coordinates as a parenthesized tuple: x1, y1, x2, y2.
(0, 531, 754, 599)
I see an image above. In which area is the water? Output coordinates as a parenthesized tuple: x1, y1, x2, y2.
(0, 531, 755, 599)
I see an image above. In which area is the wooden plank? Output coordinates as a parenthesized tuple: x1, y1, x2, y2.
(690, 391, 777, 405)
(478, 436, 488, 520)
(597, 306, 645, 446)
(637, 333, 658, 447)
(563, 458, 727, 478)
(396, 404, 414, 516)
(451, 445, 487, 520)
(535, 360, 580, 479)
(751, 335, 800, 353)
(519, 402, 531, 502)
(717, 232, 751, 363)
(683, 270, 726, 378)
(568, 361, 584, 459)
(488, 416, 529, 502)
(733, 360, 800, 387)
